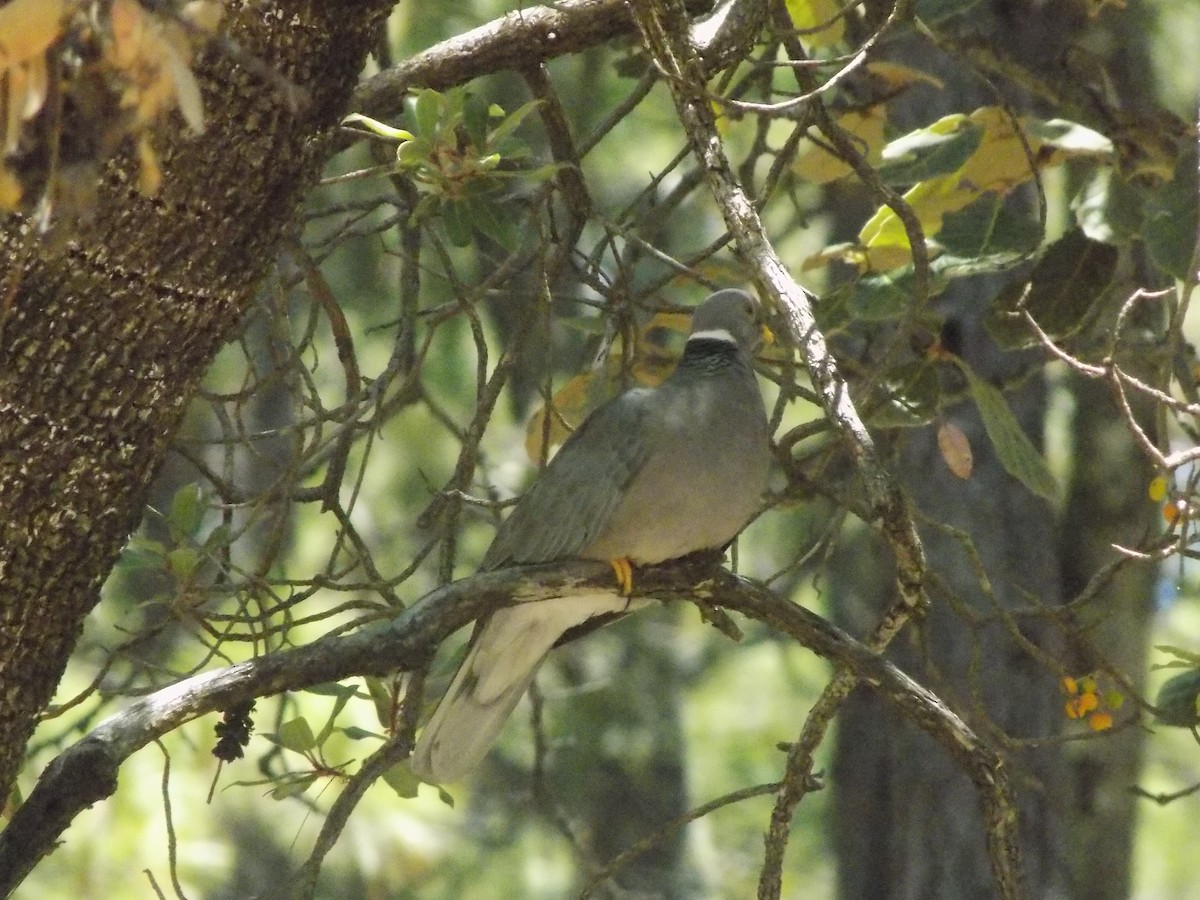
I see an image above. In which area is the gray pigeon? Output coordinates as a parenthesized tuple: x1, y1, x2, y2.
(410, 289, 772, 782)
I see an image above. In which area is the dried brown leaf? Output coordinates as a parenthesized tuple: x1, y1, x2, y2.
(938, 421, 974, 480)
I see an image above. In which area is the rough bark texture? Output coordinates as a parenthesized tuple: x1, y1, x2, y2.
(0, 0, 392, 806)
(827, 1, 1159, 896)
(828, 4, 1075, 894)
(830, 297, 1069, 899)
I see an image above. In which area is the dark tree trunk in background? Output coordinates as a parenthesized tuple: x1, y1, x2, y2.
(829, 2, 1158, 897)
(830, 294, 1071, 898)
(1058, 366, 1160, 899)
(0, 0, 392, 807)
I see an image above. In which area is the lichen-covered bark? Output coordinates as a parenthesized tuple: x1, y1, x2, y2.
(0, 0, 392, 805)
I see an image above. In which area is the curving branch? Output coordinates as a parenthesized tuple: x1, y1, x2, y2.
(346, 0, 763, 129)
(624, 0, 952, 895)
(0, 556, 1017, 898)
(350, 0, 710, 125)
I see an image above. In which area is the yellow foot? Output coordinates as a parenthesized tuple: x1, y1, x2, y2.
(609, 557, 634, 596)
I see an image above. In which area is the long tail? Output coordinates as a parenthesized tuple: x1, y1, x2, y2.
(410, 594, 645, 783)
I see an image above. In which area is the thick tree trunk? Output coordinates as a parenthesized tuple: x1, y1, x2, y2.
(830, 296, 1071, 899)
(827, 2, 1159, 896)
(1059, 374, 1158, 900)
(0, 0, 391, 807)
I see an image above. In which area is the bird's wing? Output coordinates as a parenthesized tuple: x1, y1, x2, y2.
(482, 387, 657, 568)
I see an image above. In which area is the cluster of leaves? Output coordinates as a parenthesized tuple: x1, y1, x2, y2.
(344, 87, 559, 247)
(0, 0, 221, 219)
(788, 93, 1195, 503)
(1153, 647, 1200, 735)
(117, 483, 229, 611)
(250, 681, 435, 803)
(1060, 674, 1123, 732)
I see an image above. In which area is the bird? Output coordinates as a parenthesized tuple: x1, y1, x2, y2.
(409, 288, 773, 783)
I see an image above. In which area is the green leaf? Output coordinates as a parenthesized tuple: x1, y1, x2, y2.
(270, 773, 318, 800)
(936, 194, 1041, 259)
(877, 117, 983, 185)
(844, 269, 917, 321)
(442, 199, 473, 246)
(1155, 644, 1200, 665)
(304, 682, 361, 698)
(413, 89, 442, 140)
(201, 523, 231, 554)
(523, 162, 567, 184)
(1146, 149, 1199, 280)
(1072, 167, 1144, 244)
(986, 228, 1118, 349)
(166, 547, 199, 580)
(339, 726, 384, 741)
(466, 197, 518, 250)
(1023, 228, 1117, 339)
(382, 762, 421, 799)
(869, 360, 941, 428)
(484, 98, 543, 150)
(1027, 118, 1113, 156)
(314, 682, 358, 746)
(118, 536, 168, 571)
(168, 483, 204, 540)
(363, 676, 395, 728)
(395, 137, 431, 169)
(340, 113, 413, 143)
(462, 92, 490, 148)
(275, 717, 317, 753)
(960, 363, 1058, 501)
(1154, 669, 1200, 727)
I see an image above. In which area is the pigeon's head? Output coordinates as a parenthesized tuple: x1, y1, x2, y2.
(688, 289, 771, 354)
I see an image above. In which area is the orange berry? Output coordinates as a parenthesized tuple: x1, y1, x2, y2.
(1088, 711, 1114, 731)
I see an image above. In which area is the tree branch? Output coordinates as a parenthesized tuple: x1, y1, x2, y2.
(349, 0, 708, 125)
(625, 0, 942, 892)
(0, 556, 1018, 898)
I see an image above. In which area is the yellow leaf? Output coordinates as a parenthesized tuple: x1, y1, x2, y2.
(9, 55, 48, 122)
(524, 308, 700, 460)
(0, 165, 21, 209)
(136, 134, 163, 195)
(954, 107, 1036, 195)
(859, 174, 962, 254)
(711, 99, 730, 136)
(639, 311, 691, 342)
(785, 0, 845, 48)
(109, 0, 147, 70)
(525, 370, 609, 461)
(864, 61, 944, 91)
(1148, 475, 1168, 502)
(162, 37, 206, 132)
(0, 0, 63, 68)
(794, 107, 887, 185)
